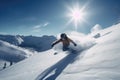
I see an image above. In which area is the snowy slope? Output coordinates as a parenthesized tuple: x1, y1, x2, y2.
(57, 24, 120, 80)
(0, 23, 120, 80)
(0, 40, 33, 70)
(0, 40, 33, 61)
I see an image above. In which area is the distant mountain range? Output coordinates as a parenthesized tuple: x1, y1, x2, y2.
(0, 35, 56, 52)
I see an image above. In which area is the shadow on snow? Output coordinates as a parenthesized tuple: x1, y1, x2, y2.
(35, 42, 96, 80)
(35, 50, 83, 80)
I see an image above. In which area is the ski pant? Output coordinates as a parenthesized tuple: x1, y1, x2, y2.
(62, 46, 69, 51)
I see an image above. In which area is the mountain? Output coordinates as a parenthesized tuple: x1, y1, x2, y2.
(0, 35, 23, 45)
(0, 40, 33, 70)
(0, 35, 56, 52)
(0, 23, 120, 80)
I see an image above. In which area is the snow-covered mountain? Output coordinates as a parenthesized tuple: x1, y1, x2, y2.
(0, 40, 33, 70)
(20, 35, 56, 52)
(0, 23, 120, 80)
(0, 35, 23, 46)
(0, 35, 56, 52)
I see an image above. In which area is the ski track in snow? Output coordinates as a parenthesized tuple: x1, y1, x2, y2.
(35, 51, 81, 80)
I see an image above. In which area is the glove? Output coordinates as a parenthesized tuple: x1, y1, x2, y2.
(74, 43, 77, 46)
(51, 44, 54, 47)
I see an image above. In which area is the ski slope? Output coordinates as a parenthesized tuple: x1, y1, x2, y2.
(0, 23, 120, 80)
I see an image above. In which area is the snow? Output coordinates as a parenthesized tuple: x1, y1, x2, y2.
(91, 24, 102, 33)
(20, 35, 56, 52)
(0, 23, 120, 80)
(0, 35, 56, 52)
(15, 35, 24, 45)
(0, 40, 33, 70)
(0, 50, 67, 80)
(0, 35, 24, 46)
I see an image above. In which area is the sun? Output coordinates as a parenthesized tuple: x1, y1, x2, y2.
(66, 3, 88, 30)
(70, 8, 85, 25)
(71, 9, 83, 21)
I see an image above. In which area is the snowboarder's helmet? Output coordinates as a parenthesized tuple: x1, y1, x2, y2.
(60, 33, 67, 39)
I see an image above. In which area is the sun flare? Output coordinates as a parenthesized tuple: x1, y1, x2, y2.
(71, 8, 84, 21)
(66, 3, 88, 30)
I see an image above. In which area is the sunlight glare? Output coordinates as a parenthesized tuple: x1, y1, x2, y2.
(66, 3, 88, 30)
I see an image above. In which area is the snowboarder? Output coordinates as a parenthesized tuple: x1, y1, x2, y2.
(51, 33, 77, 51)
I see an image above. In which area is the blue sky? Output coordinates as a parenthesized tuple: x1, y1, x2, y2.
(0, 0, 120, 36)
